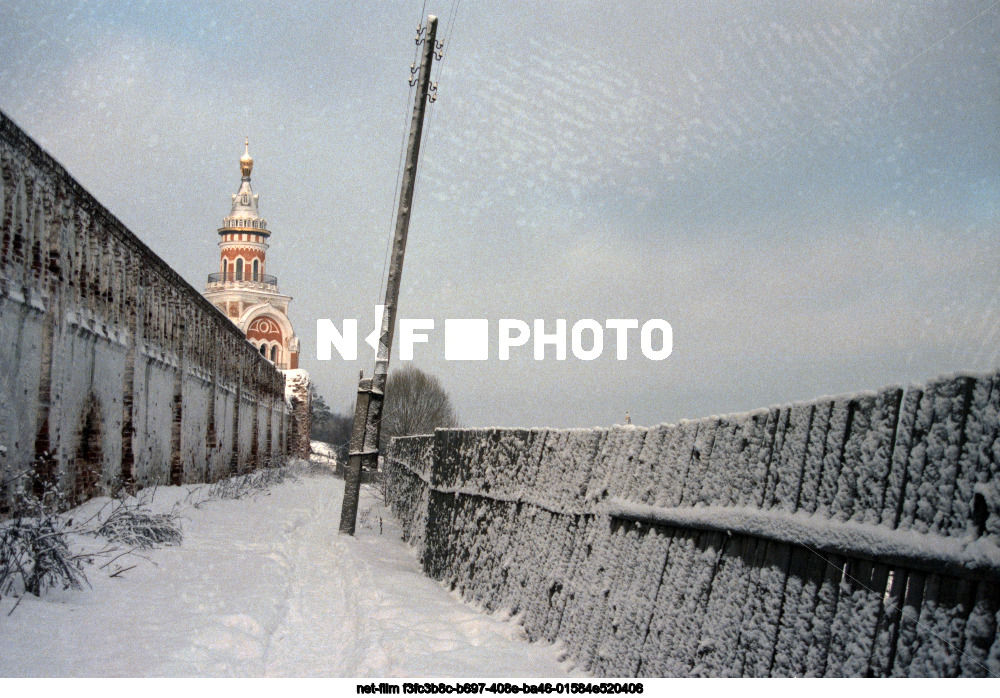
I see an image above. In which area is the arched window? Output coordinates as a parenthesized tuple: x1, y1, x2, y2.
(252, 259, 259, 281)
(259, 344, 266, 356)
(235, 258, 243, 280)
(222, 258, 228, 280)
(270, 345, 277, 362)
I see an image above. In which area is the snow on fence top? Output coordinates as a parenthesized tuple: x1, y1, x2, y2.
(391, 372, 1000, 543)
(384, 369, 1000, 677)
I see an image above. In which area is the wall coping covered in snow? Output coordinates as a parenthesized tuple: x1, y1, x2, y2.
(0, 110, 267, 352)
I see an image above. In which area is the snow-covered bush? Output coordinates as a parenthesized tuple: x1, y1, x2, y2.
(0, 484, 87, 597)
(289, 456, 335, 478)
(200, 465, 297, 503)
(96, 495, 182, 549)
(1, 478, 182, 602)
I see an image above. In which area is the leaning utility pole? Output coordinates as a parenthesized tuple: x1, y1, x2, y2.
(340, 15, 440, 535)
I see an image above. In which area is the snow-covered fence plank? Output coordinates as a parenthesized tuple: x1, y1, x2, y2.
(665, 530, 726, 676)
(921, 376, 975, 536)
(604, 520, 671, 676)
(630, 425, 667, 505)
(768, 545, 821, 676)
(956, 375, 999, 538)
(0, 110, 291, 513)
(889, 569, 928, 675)
(959, 578, 1000, 677)
(681, 418, 718, 506)
(904, 573, 974, 677)
(769, 403, 814, 512)
(537, 509, 577, 638)
(384, 369, 1000, 677)
(868, 566, 909, 676)
(687, 534, 752, 676)
(702, 417, 735, 506)
(823, 558, 886, 676)
(818, 398, 853, 516)
(658, 420, 700, 507)
(800, 401, 832, 513)
(560, 514, 616, 670)
(737, 538, 792, 677)
(760, 409, 790, 510)
(589, 518, 645, 676)
(519, 506, 558, 638)
(882, 388, 922, 527)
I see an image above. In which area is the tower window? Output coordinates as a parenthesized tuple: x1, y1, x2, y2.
(270, 345, 277, 362)
(236, 258, 243, 280)
(253, 259, 259, 281)
(222, 258, 228, 279)
(259, 344, 266, 356)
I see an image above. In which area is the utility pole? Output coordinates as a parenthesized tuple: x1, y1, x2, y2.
(340, 14, 440, 535)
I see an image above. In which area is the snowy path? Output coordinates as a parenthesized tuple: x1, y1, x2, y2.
(0, 473, 572, 677)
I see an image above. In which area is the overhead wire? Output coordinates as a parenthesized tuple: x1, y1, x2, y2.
(422, 0, 462, 147)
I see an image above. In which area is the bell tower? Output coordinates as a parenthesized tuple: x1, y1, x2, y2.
(204, 139, 300, 369)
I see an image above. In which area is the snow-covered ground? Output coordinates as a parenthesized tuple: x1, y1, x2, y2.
(0, 469, 573, 677)
(310, 440, 339, 468)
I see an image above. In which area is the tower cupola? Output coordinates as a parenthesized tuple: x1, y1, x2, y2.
(223, 138, 269, 234)
(204, 138, 300, 370)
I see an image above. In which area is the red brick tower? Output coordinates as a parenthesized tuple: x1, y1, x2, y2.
(204, 139, 300, 369)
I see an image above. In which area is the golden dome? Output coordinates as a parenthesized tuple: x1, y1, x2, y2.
(240, 137, 253, 178)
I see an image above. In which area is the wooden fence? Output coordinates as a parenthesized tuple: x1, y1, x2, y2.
(385, 370, 1000, 677)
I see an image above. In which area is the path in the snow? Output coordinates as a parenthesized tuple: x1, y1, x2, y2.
(0, 472, 572, 677)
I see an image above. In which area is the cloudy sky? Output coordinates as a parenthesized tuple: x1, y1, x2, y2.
(1, 1, 998, 428)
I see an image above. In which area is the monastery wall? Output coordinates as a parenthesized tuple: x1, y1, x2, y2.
(0, 110, 293, 513)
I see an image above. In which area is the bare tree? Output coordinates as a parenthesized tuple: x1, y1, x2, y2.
(380, 366, 458, 448)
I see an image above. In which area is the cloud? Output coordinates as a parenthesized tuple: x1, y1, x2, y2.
(1, 0, 997, 428)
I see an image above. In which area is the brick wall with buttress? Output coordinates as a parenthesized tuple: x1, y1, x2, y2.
(0, 110, 296, 513)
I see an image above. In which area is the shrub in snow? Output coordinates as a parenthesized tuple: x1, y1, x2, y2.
(0, 484, 87, 597)
(201, 465, 297, 503)
(96, 495, 182, 550)
(289, 456, 336, 478)
(1, 475, 186, 604)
